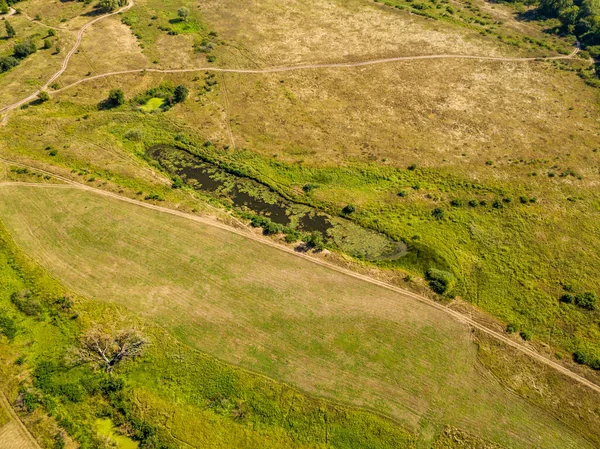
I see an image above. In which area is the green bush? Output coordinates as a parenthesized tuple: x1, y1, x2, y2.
(0, 313, 17, 339)
(13, 39, 37, 58)
(519, 330, 532, 341)
(425, 268, 455, 294)
(305, 231, 325, 251)
(559, 293, 574, 304)
(0, 56, 19, 72)
(107, 88, 125, 106)
(575, 292, 597, 310)
(432, 208, 445, 220)
(342, 204, 356, 215)
(10, 291, 42, 316)
(573, 350, 600, 370)
(174, 85, 189, 103)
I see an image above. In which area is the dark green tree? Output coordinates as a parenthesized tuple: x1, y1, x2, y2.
(37, 91, 50, 102)
(13, 39, 36, 58)
(173, 85, 188, 103)
(107, 88, 125, 106)
(5, 19, 15, 39)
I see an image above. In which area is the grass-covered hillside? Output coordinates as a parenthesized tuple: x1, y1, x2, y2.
(0, 0, 600, 446)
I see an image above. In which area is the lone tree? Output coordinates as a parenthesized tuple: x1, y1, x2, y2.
(107, 88, 125, 106)
(5, 20, 15, 39)
(173, 84, 188, 103)
(177, 6, 189, 21)
(37, 91, 50, 102)
(74, 327, 146, 373)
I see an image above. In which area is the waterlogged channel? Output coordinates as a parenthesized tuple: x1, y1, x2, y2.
(149, 145, 407, 261)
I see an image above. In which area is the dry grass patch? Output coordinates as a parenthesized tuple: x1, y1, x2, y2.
(60, 15, 148, 86)
(0, 421, 36, 449)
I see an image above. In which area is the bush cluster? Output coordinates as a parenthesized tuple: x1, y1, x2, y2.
(0, 38, 37, 74)
(425, 268, 456, 294)
(560, 291, 597, 310)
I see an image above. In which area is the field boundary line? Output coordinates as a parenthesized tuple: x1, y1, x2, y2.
(1, 157, 600, 396)
(0, 390, 43, 449)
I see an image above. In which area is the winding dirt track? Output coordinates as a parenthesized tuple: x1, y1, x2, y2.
(1, 157, 600, 397)
(51, 48, 579, 94)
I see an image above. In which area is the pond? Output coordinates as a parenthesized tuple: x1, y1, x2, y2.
(148, 145, 408, 261)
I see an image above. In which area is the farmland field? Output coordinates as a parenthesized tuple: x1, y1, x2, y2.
(0, 395, 37, 449)
(0, 184, 595, 448)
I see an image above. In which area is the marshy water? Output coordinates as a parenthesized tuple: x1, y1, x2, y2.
(149, 145, 407, 261)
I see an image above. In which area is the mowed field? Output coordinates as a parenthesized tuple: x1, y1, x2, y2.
(0, 184, 593, 448)
(0, 395, 38, 449)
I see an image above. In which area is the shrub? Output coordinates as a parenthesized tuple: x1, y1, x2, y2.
(171, 176, 184, 189)
(305, 231, 325, 251)
(13, 39, 37, 58)
(174, 85, 189, 103)
(302, 183, 319, 193)
(492, 199, 503, 209)
(397, 190, 408, 197)
(107, 88, 125, 106)
(559, 293, 574, 304)
(342, 204, 355, 215)
(432, 208, 445, 220)
(0, 313, 17, 339)
(43, 38, 52, 50)
(124, 129, 142, 141)
(573, 350, 600, 370)
(468, 200, 478, 207)
(5, 20, 15, 39)
(0, 56, 19, 73)
(144, 193, 164, 201)
(262, 221, 281, 236)
(284, 229, 301, 243)
(519, 330, 532, 341)
(37, 91, 50, 102)
(425, 268, 455, 294)
(450, 199, 463, 207)
(407, 164, 417, 170)
(506, 323, 517, 333)
(575, 292, 597, 310)
(10, 291, 42, 316)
